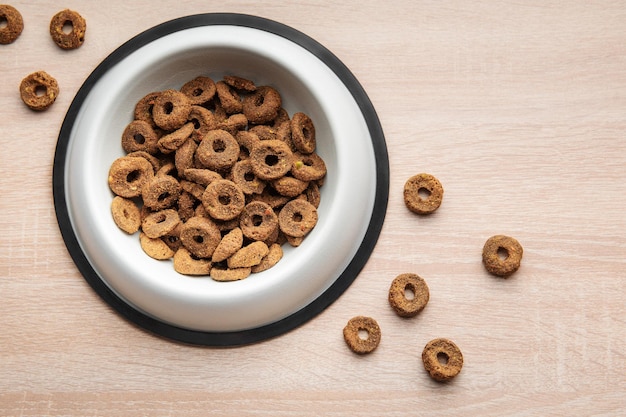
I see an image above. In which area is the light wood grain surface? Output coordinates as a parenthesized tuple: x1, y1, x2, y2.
(2, 1, 625, 415)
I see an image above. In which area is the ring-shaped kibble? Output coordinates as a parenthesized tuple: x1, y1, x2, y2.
(422, 338, 464, 382)
(482, 235, 523, 277)
(134, 91, 160, 126)
(196, 129, 240, 171)
(121, 120, 159, 155)
(231, 159, 266, 195)
(188, 105, 217, 142)
(290, 112, 316, 154)
(202, 179, 245, 221)
(278, 199, 318, 238)
(108, 156, 154, 198)
(249, 139, 293, 181)
(291, 152, 327, 181)
(141, 175, 181, 211)
(180, 76, 216, 105)
(215, 81, 243, 114)
(19, 71, 59, 111)
(0, 4, 23, 44)
(243, 85, 281, 124)
(388, 273, 430, 318)
(110, 196, 141, 234)
(152, 89, 192, 131)
(343, 316, 381, 354)
(403, 173, 444, 214)
(49, 9, 86, 50)
(239, 201, 278, 242)
(141, 209, 181, 239)
(179, 216, 221, 259)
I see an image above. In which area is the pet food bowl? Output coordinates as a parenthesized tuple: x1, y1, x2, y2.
(53, 13, 388, 346)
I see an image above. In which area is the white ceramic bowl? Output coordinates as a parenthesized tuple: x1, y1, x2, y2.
(53, 14, 388, 345)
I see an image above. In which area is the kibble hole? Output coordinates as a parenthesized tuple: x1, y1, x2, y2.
(62, 20, 73, 34)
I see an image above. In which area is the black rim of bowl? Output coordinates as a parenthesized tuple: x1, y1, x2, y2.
(52, 13, 389, 347)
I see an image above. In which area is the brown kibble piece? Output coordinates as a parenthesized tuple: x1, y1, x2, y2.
(239, 201, 278, 242)
(108, 156, 154, 198)
(343, 316, 381, 354)
(180, 76, 216, 105)
(278, 199, 317, 238)
(403, 173, 444, 214)
(422, 338, 463, 382)
(152, 89, 192, 131)
(291, 152, 326, 181)
(202, 179, 245, 221)
(49, 9, 86, 50)
(141, 175, 181, 211)
(196, 129, 240, 170)
(134, 91, 160, 126)
(251, 243, 283, 273)
(139, 232, 175, 260)
(216, 113, 248, 136)
(249, 139, 293, 180)
(187, 105, 217, 142)
(173, 247, 212, 276)
(19, 71, 59, 111)
(230, 159, 266, 195)
(211, 227, 243, 263)
(290, 112, 316, 154)
(122, 120, 159, 155)
(183, 168, 222, 186)
(272, 176, 309, 198)
(110, 196, 141, 234)
(243, 86, 281, 124)
(179, 216, 221, 259)
(388, 273, 430, 318)
(227, 241, 269, 268)
(210, 266, 251, 282)
(223, 75, 256, 92)
(215, 81, 243, 114)
(0, 4, 23, 44)
(158, 122, 194, 153)
(141, 209, 180, 239)
(482, 234, 523, 277)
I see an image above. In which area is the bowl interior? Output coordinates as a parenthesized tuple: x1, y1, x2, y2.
(63, 23, 378, 334)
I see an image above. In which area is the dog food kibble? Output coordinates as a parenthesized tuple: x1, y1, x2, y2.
(110, 196, 141, 234)
(108, 75, 326, 280)
(49, 9, 86, 50)
(422, 338, 463, 381)
(0, 4, 23, 44)
(19, 71, 59, 111)
(343, 316, 381, 354)
(482, 234, 523, 277)
(388, 273, 430, 318)
(403, 173, 443, 214)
